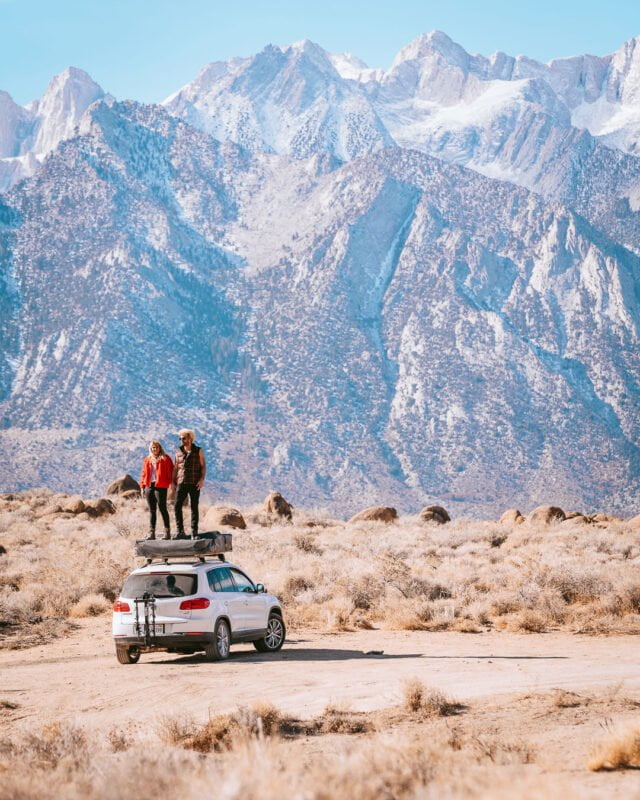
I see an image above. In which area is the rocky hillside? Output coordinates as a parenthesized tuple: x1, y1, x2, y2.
(1, 97, 639, 515)
(1, 33, 640, 515)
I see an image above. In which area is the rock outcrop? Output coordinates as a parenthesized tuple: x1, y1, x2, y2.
(348, 506, 398, 523)
(499, 508, 525, 525)
(106, 475, 140, 495)
(62, 495, 85, 514)
(528, 506, 565, 525)
(85, 497, 116, 517)
(263, 491, 293, 519)
(419, 505, 450, 524)
(203, 506, 246, 529)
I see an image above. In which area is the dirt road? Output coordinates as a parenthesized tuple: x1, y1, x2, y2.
(1, 619, 638, 734)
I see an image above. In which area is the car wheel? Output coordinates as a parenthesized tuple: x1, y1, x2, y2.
(205, 618, 231, 661)
(116, 645, 140, 664)
(253, 613, 286, 652)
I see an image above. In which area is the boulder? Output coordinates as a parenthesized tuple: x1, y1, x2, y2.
(528, 505, 565, 525)
(263, 491, 293, 519)
(203, 505, 246, 530)
(499, 508, 525, 525)
(348, 506, 398, 524)
(419, 505, 450, 524)
(626, 514, 640, 528)
(562, 513, 588, 524)
(121, 489, 141, 501)
(37, 504, 63, 518)
(85, 498, 116, 517)
(62, 495, 85, 514)
(590, 513, 619, 524)
(106, 474, 140, 495)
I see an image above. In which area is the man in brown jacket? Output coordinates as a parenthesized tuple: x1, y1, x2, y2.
(173, 428, 206, 539)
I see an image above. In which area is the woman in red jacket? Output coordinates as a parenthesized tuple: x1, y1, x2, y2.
(140, 441, 174, 539)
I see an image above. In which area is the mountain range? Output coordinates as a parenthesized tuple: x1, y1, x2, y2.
(1, 32, 640, 516)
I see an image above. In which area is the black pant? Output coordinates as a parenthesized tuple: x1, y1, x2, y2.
(175, 483, 200, 535)
(145, 485, 170, 532)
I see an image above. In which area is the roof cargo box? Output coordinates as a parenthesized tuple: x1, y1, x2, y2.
(135, 532, 232, 559)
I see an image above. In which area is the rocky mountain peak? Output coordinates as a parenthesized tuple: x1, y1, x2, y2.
(27, 67, 105, 154)
(391, 30, 465, 68)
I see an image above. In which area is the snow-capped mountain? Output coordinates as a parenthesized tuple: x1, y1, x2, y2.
(331, 30, 640, 157)
(1, 98, 639, 515)
(164, 40, 393, 161)
(0, 67, 105, 192)
(2, 33, 640, 515)
(162, 33, 640, 255)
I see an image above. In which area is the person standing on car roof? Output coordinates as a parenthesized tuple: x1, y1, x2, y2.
(140, 440, 174, 540)
(173, 428, 206, 539)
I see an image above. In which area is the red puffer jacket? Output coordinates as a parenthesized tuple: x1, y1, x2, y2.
(140, 455, 174, 489)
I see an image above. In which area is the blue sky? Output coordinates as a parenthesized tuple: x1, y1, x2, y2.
(2, 0, 640, 105)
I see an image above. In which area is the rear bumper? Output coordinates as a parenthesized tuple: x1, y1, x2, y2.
(114, 634, 215, 649)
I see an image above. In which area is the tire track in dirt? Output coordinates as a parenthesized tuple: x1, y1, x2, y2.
(1, 620, 639, 732)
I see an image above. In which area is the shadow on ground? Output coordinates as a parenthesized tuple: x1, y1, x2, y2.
(154, 648, 421, 665)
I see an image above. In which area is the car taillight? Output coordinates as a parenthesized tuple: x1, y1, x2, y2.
(112, 600, 130, 612)
(179, 598, 210, 610)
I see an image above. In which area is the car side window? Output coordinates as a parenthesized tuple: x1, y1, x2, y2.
(215, 567, 236, 592)
(207, 569, 223, 592)
(230, 568, 256, 593)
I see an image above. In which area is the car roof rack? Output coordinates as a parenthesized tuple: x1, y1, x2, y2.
(134, 532, 232, 563)
(142, 553, 228, 566)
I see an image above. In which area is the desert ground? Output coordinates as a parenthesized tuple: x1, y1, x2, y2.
(1, 489, 640, 798)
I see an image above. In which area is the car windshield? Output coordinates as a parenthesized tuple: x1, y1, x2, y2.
(121, 573, 197, 598)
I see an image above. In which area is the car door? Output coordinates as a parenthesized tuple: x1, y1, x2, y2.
(228, 568, 268, 630)
(207, 567, 247, 631)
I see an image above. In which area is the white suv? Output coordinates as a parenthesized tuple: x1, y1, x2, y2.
(112, 558, 285, 664)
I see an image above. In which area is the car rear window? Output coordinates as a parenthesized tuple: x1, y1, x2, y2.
(121, 573, 197, 598)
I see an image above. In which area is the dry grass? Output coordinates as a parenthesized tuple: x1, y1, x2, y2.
(106, 727, 133, 753)
(69, 593, 112, 618)
(158, 702, 291, 753)
(403, 678, 463, 716)
(316, 704, 373, 734)
(1, 490, 640, 647)
(0, 695, 565, 800)
(589, 725, 640, 770)
(551, 690, 585, 709)
(0, 720, 89, 770)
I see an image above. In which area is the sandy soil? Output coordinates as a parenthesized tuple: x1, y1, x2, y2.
(1, 620, 639, 732)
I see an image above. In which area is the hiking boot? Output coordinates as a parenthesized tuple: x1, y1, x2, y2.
(162, 531, 171, 540)
(175, 533, 187, 540)
(147, 532, 156, 540)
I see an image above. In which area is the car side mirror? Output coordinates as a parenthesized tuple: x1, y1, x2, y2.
(256, 583, 265, 593)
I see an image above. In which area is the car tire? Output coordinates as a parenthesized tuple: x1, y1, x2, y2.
(204, 618, 231, 661)
(253, 612, 286, 652)
(116, 645, 140, 664)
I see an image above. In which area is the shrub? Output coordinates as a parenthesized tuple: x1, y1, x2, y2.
(589, 726, 640, 770)
(402, 679, 461, 716)
(293, 533, 322, 555)
(11, 721, 88, 769)
(284, 575, 314, 596)
(69, 593, 111, 618)
(159, 704, 288, 753)
(509, 610, 548, 633)
(318, 705, 372, 734)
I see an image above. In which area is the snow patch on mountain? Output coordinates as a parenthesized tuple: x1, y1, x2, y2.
(0, 67, 106, 192)
(1, 101, 640, 514)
